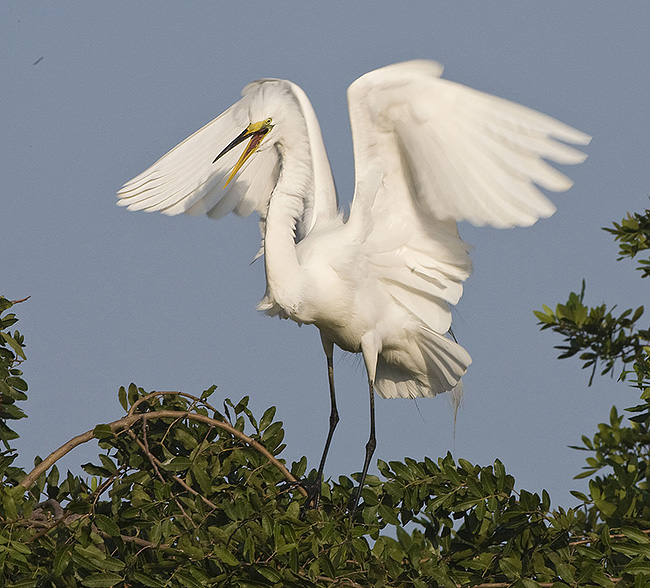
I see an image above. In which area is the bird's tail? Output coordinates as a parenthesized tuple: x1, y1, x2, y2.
(374, 327, 471, 399)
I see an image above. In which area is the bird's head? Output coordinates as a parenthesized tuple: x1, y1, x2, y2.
(213, 117, 274, 187)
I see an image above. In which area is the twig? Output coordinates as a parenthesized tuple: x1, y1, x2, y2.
(91, 529, 188, 556)
(135, 419, 164, 483)
(128, 418, 195, 527)
(10, 296, 31, 304)
(569, 527, 650, 546)
(26, 511, 86, 544)
(127, 427, 218, 510)
(90, 466, 126, 505)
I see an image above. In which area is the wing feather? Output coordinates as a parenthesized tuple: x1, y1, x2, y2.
(117, 103, 248, 215)
(117, 83, 284, 225)
(348, 60, 590, 228)
(345, 61, 589, 396)
(118, 77, 337, 250)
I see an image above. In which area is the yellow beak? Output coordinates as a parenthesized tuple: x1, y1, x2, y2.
(213, 119, 273, 188)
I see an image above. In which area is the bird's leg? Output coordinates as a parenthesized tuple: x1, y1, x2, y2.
(311, 355, 339, 506)
(307, 337, 339, 508)
(351, 375, 377, 517)
(318, 354, 340, 479)
(351, 335, 380, 517)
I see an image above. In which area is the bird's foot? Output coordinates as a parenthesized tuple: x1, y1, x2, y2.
(301, 470, 324, 509)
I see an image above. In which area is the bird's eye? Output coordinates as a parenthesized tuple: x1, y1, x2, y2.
(265, 118, 272, 125)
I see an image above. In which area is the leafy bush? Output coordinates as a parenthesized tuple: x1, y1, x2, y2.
(2, 207, 650, 587)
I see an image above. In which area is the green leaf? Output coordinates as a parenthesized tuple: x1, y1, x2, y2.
(131, 572, 166, 588)
(261, 421, 284, 448)
(534, 309, 554, 323)
(3, 488, 18, 519)
(426, 567, 457, 588)
(127, 382, 139, 405)
(319, 553, 336, 578)
(53, 546, 72, 576)
(161, 456, 191, 471)
(191, 464, 212, 494)
(47, 465, 59, 487)
(92, 423, 114, 440)
(574, 469, 598, 479)
(201, 384, 217, 400)
(97, 556, 127, 573)
(621, 527, 650, 544)
(570, 490, 590, 502)
(81, 572, 123, 587)
(173, 571, 203, 588)
(611, 543, 650, 557)
(5, 376, 27, 391)
(258, 567, 282, 583)
(554, 561, 575, 583)
(286, 500, 300, 520)
(291, 456, 307, 479)
(94, 514, 121, 537)
(1, 331, 25, 359)
(213, 545, 239, 566)
(172, 427, 199, 451)
(118, 386, 128, 411)
(590, 481, 618, 517)
(624, 561, 650, 574)
(81, 462, 113, 477)
(259, 406, 277, 431)
(457, 458, 475, 473)
(99, 454, 117, 474)
(8, 581, 38, 588)
(500, 556, 522, 579)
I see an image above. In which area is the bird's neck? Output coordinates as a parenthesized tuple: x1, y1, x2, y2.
(259, 172, 308, 319)
(286, 80, 338, 232)
(257, 90, 338, 319)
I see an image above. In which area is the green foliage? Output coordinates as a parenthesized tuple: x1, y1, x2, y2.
(3, 206, 650, 586)
(604, 206, 650, 279)
(534, 282, 648, 385)
(0, 296, 28, 480)
(534, 207, 650, 385)
(4, 382, 649, 587)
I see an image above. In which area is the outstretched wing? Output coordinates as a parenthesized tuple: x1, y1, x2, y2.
(117, 82, 282, 222)
(345, 60, 590, 398)
(347, 60, 590, 229)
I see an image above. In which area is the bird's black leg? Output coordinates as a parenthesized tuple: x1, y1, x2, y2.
(351, 376, 377, 517)
(308, 339, 339, 507)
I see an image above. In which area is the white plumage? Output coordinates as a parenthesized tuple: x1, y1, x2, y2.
(118, 60, 589, 508)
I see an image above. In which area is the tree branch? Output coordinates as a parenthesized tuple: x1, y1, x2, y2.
(19, 409, 307, 497)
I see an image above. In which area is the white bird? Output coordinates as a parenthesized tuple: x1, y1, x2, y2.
(117, 60, 590, 511)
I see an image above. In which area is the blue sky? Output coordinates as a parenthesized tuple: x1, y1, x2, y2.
(3, 3, 649, 506)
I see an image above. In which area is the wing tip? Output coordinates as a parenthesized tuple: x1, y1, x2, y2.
(558, 130, 591, 149)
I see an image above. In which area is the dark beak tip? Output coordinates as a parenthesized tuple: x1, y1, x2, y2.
(212, 127, 251, 164)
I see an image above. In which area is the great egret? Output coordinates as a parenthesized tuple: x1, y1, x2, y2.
(118, 60, 590, 511)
